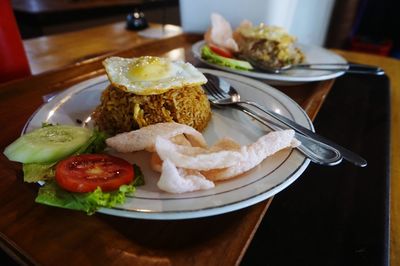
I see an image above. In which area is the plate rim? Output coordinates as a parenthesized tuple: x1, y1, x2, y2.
(23, 70, 312, 220)
(192, 40, 347, 83)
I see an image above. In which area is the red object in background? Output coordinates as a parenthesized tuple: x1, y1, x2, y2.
(0, 0, 31, 83)
(350, 36, 393, 56)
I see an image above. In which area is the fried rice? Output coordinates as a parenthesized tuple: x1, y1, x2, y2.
(93, 84, 212, 135)
(234, 23, 305, 68)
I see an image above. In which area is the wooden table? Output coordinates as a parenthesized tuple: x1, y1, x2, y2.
(0, 23, 398, 265)
(12, 0, 179, 38)
(332, 49, 399, 266)
(12, 0, 176, 13)
(22, 21, 182, 75)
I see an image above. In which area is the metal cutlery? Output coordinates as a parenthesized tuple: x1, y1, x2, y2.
(234, 104, 342, 166)
(239, 55, 385, 75)
(203, 73, 342, 166)
(203, 73, 367, 167)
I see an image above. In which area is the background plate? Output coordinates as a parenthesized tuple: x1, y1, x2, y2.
(192, 40, 347, 85)
(24, 69, 312, 220)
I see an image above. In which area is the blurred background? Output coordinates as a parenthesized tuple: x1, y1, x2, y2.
(10, 0, 400, 59)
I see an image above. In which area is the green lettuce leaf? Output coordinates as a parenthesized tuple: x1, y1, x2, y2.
(41, 122, 56, 128)
(201, 45, 253, 70)
(75, 130, 108, 155)
(35, 181, 136, 215)
(23, 162, 56, 183)
(132, 164, 145, 186)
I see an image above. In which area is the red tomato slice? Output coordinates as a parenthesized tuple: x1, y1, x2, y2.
(209, 44, 233, 58)
(55, 154, 134, 193)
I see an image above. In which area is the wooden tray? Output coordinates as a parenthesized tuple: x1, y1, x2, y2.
(0, 33, 335, 265)
(243, 73, 390, 265)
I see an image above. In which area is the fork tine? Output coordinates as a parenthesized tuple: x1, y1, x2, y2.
(203, 83, 222, 103)
(206, 81, 223, 100)
(208, 79, 226, 99)
(203, 74, 227, 100)
(202, 82, 217, 101)
(202, 79, 219, 100)
(204, 73, 224, 97)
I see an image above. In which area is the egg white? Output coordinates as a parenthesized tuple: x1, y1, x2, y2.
(103, 56, 207, 95)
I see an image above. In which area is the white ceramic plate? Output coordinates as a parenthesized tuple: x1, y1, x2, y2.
(192, 40, 347, 85)
(23, 69, 312, 220)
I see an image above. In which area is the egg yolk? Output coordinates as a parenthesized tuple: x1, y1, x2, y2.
(128, 56, 171, 81)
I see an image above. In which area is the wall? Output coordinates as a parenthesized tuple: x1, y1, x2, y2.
(180, 0, 335, 46)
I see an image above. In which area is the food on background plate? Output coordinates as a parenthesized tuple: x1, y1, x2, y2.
(202, 13, 253, 70)
(107, 122, 300, 194)
(201, 13, 305, 70)
(93, 56, 212, 135)
(3, 124, 144, 214)
(201, 45, 253, 71)
(204, 13, 239, 54)
(234, 20, 305, 69)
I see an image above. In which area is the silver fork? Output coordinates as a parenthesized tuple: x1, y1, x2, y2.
(202, 73, 358, 166)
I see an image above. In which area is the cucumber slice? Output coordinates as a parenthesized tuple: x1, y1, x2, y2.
(4, 125, 92, 164)
(201, 45, 253, 70)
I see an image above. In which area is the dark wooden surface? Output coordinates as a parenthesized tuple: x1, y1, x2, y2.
(12, 0, 179, 38)
(242, 73, 391, 266)
(0, 32, 336, 265)
(22, 21, 182, 75)
(12, 0, 174, 13)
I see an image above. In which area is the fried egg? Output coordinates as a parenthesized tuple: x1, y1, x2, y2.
(103, 56, 207, 95)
